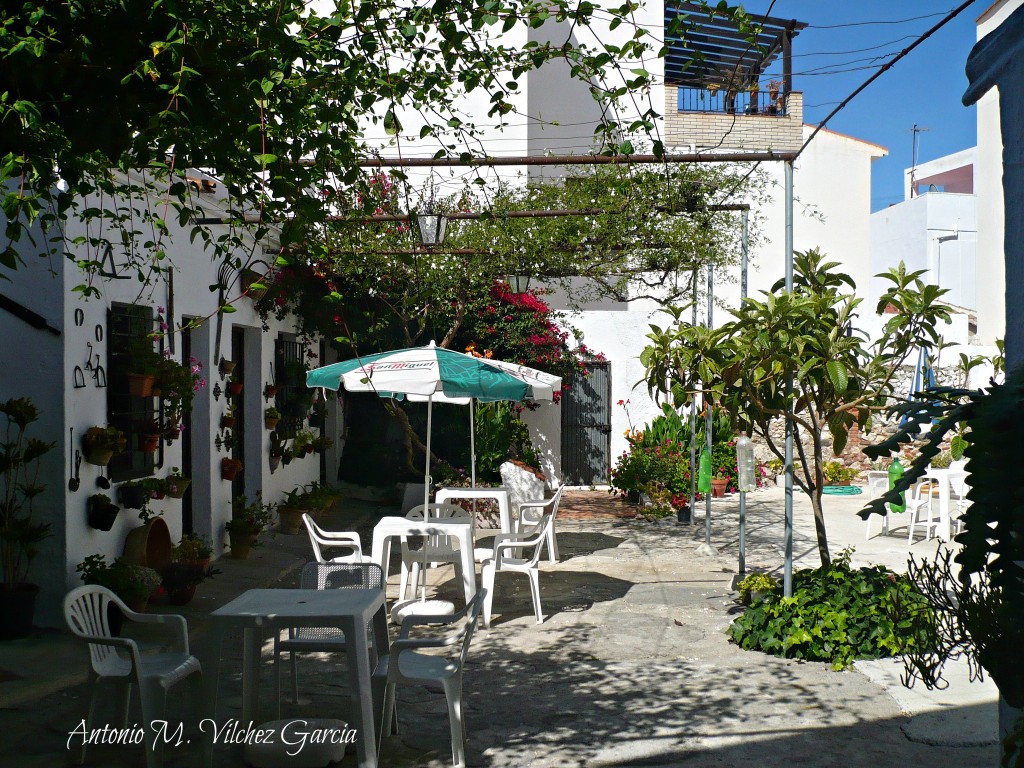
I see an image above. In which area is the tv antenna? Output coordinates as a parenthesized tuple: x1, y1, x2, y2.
(910, 124, 930, 197)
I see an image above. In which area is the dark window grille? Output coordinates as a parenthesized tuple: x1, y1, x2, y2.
(107, 304, 158, 482)
(275, 335, 305, 439)
(676, 87, 787, 117)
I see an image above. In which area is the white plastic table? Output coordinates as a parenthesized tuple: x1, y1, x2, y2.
(371, 517, 476, 605)
(209, 588, 389, 768)
(435, 486, 513, 533)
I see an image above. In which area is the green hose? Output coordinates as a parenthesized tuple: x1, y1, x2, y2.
(822, 485, 863, 495)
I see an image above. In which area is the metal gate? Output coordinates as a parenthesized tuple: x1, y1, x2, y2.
(561, 361, 611, 485)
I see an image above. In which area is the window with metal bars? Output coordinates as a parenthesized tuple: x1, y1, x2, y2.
(107, 303, 158, 482)
(274, 334, 308, 439)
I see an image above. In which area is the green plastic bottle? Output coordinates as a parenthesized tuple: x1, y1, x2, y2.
(697, 448, 712, 494)
(888, 457, 906, 514)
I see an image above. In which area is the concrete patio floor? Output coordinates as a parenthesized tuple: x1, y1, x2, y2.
(0, 487, 999, 767)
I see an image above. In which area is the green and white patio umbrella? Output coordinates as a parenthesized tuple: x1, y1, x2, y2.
(306, 341, 561, 509)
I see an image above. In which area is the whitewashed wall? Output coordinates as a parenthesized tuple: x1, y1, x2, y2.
(1, 181, 321, 626)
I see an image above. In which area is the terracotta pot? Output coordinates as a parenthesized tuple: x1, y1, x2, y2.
(219, 359, 237, 377)
(140, 433, 160, 453)
(83, 446, 114, 466)
(221, 415, 236, 429)
(122, 517, 173, 571)
(221, 458, 243, 481)
(263, 384, 277, 399)
(710, 479, 729, 498)
(264, 416, 280, 431)
(278, 507, 304, 535)
(229, 532, 255, 559)
(166, 584, 197, 606)
(226, 382, 244, 396)
(127, 373, 156, 397)
(118, 485, 147, 509)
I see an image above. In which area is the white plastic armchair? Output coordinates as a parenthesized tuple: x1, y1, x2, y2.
(517, 484, 565, 563)
(303, 513, 364, 564)
(63, 585, 209, 768)
(481, 513, 554, 628)
(906, 480, 942, 543)
(376, 588, 486, 768)
(399, 503, 472, 601)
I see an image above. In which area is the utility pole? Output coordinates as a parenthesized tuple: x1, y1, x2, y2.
(909, 124, 930, 198)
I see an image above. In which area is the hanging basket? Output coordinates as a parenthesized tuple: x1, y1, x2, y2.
(140, 433, 161, 453)
(219, 359, 237, 377)
(264, 416, 281, 431)
(83, 446, 114, 466)
(226, 381, 244, 396)
(87, 499, 121, 531)
(221, 415, 237, 430)
(118, 484, 147, 509)
(269, 454, 282, 473)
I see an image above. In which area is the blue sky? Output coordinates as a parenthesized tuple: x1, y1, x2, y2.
(745, 1, 981, 211)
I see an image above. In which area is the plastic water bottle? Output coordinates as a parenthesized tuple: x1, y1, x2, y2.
(888, 457, 906, 513)
(697, 448, 712, 494)
(737, 432, 756, 492)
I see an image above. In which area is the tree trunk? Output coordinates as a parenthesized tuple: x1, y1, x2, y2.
(382, 400, 440, 478)
(807, 486, 832, 569)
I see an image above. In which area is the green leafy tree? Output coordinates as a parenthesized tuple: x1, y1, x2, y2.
(641, 249, 951, 567)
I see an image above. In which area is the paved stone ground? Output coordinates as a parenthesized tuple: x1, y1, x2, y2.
(0, 487, 1000, 767)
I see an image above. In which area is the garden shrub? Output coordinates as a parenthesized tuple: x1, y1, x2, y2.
(610, 402, 736, 502)
(728, 548, 934, 670)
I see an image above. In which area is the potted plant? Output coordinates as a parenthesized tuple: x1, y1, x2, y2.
(165, 468, 191, 499)
(710, 473, 730, 498)
(264, 406, 282, 431)
(126, 342, 164, 397)
(0, 398, 54, 639)
(263, 383, 278, 401)
(226, 376, 244, 397)
(221, 456, 244, 481)
(117, 481, 147, 510)
(122, 510, 172, 572)
(278, 485, 319, 534)
(312, 435, 334, 454)
(219, 358, 237, 377)
(745, 80, 760, 114)
(240, 267, 271, 301)
(156, 354, 206, 431)
(87, 493, 121, 531)
(76, 554, 162, 614)
(81, 426, 126, 466)
(292, 429, 316, 457)
(225, 493, 276, 559)
(822, 461, 860, 487)
(737, 571, 780, 605)
(171, 533, 213, 570)
(220, 403, 237, 430)
(137, 420, 162, 454)
(158, 561, 216, 606)
(767, 80, 782, 114)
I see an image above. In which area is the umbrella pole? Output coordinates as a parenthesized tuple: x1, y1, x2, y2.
(470, 400, 476, 489)
(422, 394, 434, 602)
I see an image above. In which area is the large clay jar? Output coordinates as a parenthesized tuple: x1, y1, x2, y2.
(122, 517, 173, 571)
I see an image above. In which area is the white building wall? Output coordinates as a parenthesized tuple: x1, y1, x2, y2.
(974, 0, 1022, 345)
(1, 183, 320, 626)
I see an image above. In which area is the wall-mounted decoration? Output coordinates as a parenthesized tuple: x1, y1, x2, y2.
(74, 308, 84, 327)
(72, 367, 86, 389)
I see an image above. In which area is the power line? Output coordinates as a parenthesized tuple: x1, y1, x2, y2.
(796, 0, 980, 160)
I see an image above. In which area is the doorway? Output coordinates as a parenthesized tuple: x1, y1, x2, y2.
(560, 361, 611, 485)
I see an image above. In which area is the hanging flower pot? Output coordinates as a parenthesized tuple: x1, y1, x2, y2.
(219, 359, 237, 377)
(140, 433, 161, 454)
(87, 495, 121, 531)
(263, 384, 277, 400)
(269, 454, 281, 473)
(241, 268, 270, 301)
(221, 457, 243, 481)
(220, 414, 237, 430)
(165, 476, 191, 499)
(82, 426, 126, 466)
(118, 483, 147, 510)
(127, 373, 157, 398)
(226, 381, 244, 396)
(265, 415, 281, 431)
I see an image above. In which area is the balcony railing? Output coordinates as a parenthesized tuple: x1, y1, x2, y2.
(676, 88, 788, 117)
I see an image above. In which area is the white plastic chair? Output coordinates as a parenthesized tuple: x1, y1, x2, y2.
(400, 503, 472, 600)
(64, 585, 208, 768)
(517, 484, 565, 563)
(948, 470, 970, 537)
(906, 480, 942, 543)
(481, 512, 554, 627)
(303, 513, 365, 563)
(376, 588, 486, 768)
(273, 561, 384, 717)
